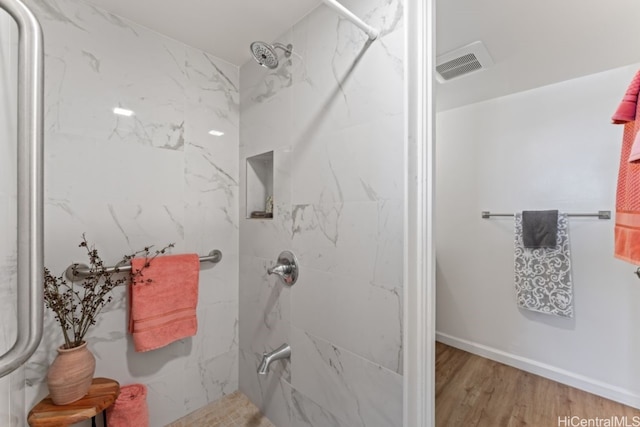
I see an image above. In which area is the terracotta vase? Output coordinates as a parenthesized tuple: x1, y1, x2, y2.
(46, 341, 96, 405)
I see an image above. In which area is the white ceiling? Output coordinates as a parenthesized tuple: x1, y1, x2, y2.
(84, 0, 322, 66)
(84, 0, 640, 110)
(436, 0, 640, 111)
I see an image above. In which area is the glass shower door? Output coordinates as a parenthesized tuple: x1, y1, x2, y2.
(0, 8, 23, 426)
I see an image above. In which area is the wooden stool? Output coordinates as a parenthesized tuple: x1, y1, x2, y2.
(28, 378, 120, 427)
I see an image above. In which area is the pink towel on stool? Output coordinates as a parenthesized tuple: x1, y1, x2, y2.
(613, 70, 640, 264)
(106, 384, 149, 427)
(129, 254, 199, 352)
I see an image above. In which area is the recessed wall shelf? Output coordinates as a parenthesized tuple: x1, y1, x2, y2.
(246, 151, 274, 219)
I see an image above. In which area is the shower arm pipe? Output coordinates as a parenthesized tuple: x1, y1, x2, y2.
(0, 0, 45, 379)
(272, 43, 292, 55)
(322, 0, 379, 40)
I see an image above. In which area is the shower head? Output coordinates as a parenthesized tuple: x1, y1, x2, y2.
(250, 41, 293, 69)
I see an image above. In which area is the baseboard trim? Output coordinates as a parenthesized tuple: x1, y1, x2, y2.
(436, 332, 640, 409)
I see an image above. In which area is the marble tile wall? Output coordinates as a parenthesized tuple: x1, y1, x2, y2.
(7, 0, 240, 425)
(238, 0, 405, 425)
(0, 8, 22, 427)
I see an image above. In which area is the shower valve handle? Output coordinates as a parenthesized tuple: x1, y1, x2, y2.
(267, 251, 299, 286)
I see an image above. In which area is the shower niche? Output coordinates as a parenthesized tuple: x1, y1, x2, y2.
(246, 151, 274, 219)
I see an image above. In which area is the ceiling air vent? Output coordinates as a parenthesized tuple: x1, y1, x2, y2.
(435, 41, 494, 83)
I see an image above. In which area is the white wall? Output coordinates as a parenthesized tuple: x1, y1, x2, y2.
(436, 63, 640, 406)
(16, 0, 240, 425)
(238, 0, 405, 425)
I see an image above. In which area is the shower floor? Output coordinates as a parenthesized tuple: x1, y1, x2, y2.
(167, 391, 275, 427)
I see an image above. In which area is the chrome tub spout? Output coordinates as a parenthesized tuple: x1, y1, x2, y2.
(257, 344, 291, 375)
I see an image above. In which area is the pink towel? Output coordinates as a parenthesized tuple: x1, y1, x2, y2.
(613, 71, 640, 264)
(106, 384, 149, 427)
(129, 254, 199, 352)
(614, 70, 640, 164)
(612, 70, 640, 124)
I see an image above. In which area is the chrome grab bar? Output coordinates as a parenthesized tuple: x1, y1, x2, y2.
(64, 250, 223, 281)
(0, 0, 44, 378)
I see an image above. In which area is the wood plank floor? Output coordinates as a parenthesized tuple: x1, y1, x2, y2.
(436, 342, 640, 427)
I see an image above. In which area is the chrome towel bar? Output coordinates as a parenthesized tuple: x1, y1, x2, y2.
(481, 211, 611, 220)
(65, 250, 223, 281)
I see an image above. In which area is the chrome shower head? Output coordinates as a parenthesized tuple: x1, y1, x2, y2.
(250, 41, 293, 69)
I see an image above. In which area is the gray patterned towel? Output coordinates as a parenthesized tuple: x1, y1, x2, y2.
(514, 213, 573, 318)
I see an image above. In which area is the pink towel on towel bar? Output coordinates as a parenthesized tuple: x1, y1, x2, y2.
(613, 70, 640, 264)
(128, 254, 199, 352)
(614, 70, 640, 164)
(612, 70, 640, 125)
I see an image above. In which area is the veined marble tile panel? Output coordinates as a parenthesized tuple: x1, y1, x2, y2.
(25, 308, 194, 412)
(290, 387, 351, 427)
(238, 255, 291, 360)
(291, 201, 383, 280)
(0, 368, 25, 427)
(45, 201, 186, 259)
(292, 266, 402, 373)
(184, 144, 238, 215)
(239, 90, 293, 155)
(337, 0, 404, 35)
(289, 200, 403, 293)
(184, 47, 240, 189)
(239, 146, 293, 216)
(184, 108, 240, 190)
(0, 196, 17, 356)
(44, 134, 185, 205)
(26, 0, 241, 421)
(35, 0, 187, 150)
(25, 312, 73, 399)
(0, 10, 16, 200)
(291, 116, 404, 205)
(239, 349, 292, 427)
(239, 33, 294, 155)
(81, 310, 193, 380)
(239, 2, 406, 422)
(42, 200, 188, 271)
(290, 327, 403, 427)
(182, 349, 239, 413)
(183, 201, 239, 262)
(189, 303, 238, 362)
(239, 204, 294, 260)
(290, 3, 403, 140)
(146, 369, 194, 426)
(0, 140, 15, 199)
(373, 199, 404, 290)
(185, 47, 239, 128)
(239, 29, 293, 114)
(197, 257, 239, 307)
